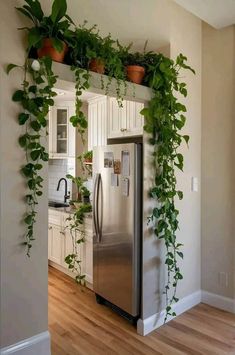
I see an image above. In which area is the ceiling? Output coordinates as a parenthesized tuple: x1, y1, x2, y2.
(173, 0, 235, 29)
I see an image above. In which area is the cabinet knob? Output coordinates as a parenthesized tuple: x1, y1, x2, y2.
(120, 128, 127, 132)
(48, 226, 52, 230)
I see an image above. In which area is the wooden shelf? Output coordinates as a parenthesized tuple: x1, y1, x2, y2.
(52, 62, 153, 103)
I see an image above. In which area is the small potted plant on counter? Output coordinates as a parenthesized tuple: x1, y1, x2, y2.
(83, 150, 93, 163)
(66, 175, 91, 206)
(16, 0, 72, 63)
(80, 186, 91, 204)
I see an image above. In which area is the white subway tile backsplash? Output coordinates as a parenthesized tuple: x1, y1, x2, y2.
(48, 159, 74, 202)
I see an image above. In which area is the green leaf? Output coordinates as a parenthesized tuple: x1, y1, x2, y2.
(15, 7, 35, 22)
(166, 258, 174, 266)
(31, 121, 41, 132)
(177, 191, 183, 200)
(36, 191, 43, 196)
(35, 164, 43, 170)
(21, 163, 34, 177)
(28, 85, 37, 94)
(51, 0, 67, 23)
(19, 135, 27, 148)
(177, 251, 184, 259)
(24, 0, 44, 21)
(6, 64, 19, 74)
(28, 179, 36, 190)
(18, 113, 29, 125)
(30, 150, 41, 161)
(24, 214, 33, 225)
(12, 90, 24, 102)
(28, 27, 41, 49)
(183, 135, 189, 145)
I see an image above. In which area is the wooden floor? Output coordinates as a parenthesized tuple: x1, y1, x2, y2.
(49, 267, 235, 355)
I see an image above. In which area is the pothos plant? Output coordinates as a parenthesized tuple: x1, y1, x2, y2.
(64, 202, 92, 285)
(9, 0, 195, 320)
(141, 52, 195, 319)
(7, 57, 57, 256)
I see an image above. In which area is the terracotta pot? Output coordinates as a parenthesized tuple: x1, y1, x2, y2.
(37, 38, 68, 63)
(89, 58, 105, 74)
(126, 65, 145, 84)
(84, 158, 92, 164)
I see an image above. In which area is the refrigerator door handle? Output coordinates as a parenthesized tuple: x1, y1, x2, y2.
(93, 174, 99, 238)
(96, 174, 103, 242)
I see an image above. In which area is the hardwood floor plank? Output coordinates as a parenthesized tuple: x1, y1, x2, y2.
(48, 266, 235, 355)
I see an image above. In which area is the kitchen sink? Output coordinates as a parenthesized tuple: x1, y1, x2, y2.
(48, 201, 69, 208)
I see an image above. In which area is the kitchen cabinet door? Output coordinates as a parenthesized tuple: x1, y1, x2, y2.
(88, 97, 107, 150)
(107, 97, 127, 139)
(125, 101, 144, 137)
(49, 103, 76, 159)
(108, 98, 144, 138)
(48, 224, 63, 265)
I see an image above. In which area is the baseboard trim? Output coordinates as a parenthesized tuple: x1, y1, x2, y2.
(201, 290, 235, 313)
(137, 290, 201, 336)
(0, 331, 51, 355)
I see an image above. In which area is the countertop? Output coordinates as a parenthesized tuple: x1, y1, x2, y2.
(48, 205, 92, 219)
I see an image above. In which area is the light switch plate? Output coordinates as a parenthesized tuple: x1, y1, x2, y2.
(191, 177, 198, 192)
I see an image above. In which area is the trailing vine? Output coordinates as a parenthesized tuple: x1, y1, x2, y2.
(141, 53, 195, 319)
(64, 203, 92, 285)
(9, 0, 196, 319)
(69, 67, 90, 144)
(7, 57, 57, 256)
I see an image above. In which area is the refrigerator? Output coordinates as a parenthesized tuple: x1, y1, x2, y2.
(92, 143, 142, 318)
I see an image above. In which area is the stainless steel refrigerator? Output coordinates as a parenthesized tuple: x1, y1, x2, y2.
(93, 143, 142, 318)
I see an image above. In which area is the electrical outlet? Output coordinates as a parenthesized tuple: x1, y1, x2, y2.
(219, 272, 228, 288)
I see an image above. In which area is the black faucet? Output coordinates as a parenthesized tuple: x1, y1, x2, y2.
(57, 178, 70, 203)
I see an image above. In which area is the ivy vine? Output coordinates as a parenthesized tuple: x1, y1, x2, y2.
(7, 57, 57, 256)
(64, 203, 92, 285)
(141, 53, 195, 319)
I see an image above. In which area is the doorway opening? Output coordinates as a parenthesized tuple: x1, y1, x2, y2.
(47, 82, 146, 350)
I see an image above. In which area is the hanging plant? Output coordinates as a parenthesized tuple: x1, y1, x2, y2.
(141, 52, 195, 319)
(7, 57, 57, 255)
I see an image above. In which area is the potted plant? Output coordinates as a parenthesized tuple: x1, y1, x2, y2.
(124, 52, 146, 84)
(16, 0, 72, 63)
(66, 175, 90, 205)
(83, 150, 93, 163)
(80, 186, 91, 204)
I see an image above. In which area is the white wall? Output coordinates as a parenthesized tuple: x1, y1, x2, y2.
(201, 23, 235, 300)
(0, 0, 202, 347)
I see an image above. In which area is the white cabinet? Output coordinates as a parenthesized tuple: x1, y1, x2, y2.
(48, 209, 93, 287)
(126, 101, 145, 136)
(88, 96, 107, 150)
(107, 98, 144, 138)
(49, 102, 76, 159)
(48, 224, 63, 265)
(107, 98, 127, 138)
